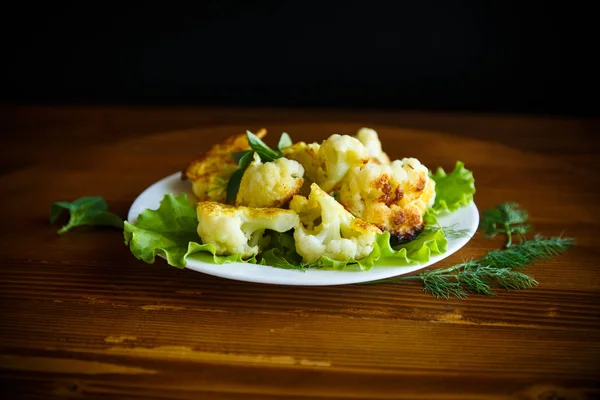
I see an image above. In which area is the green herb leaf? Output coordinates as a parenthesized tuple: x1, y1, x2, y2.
(480, 202, 530, 247)
(247, 130, 280, 162)
(225, 150, 255, 204)
(231, 150, 252, 164)
(430, 161, 476, 214)
(480, 235, 574, 268)
(277, 132, 292, 151)
(225, 168, 245, 205)
(50, 196, 123, 234)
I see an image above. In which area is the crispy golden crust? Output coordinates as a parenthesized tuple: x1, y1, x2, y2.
(181, 129, 267, 202)
(388, 223, 425, 244)
(272, 178, 304, 208)
(352, 217, 382, 234)
(339, 166, 433, 243)
(197, 201, 296, 219)
(372, 174, 405, 206)
(355, 202, 425, 243)
(182, 128, 267, 182)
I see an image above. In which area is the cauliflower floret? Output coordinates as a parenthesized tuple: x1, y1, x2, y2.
(289, 183, 381, 263)
(318, 134, 370, 191)
(355, 127, 391, 164)
(182, 129, 267, 202)
(236, 153, 305, 208)
(283, 134, 369, 192)
(196, 202, 299, 258)
(338, 158, 436, 243)
(282, 141, 322, 185)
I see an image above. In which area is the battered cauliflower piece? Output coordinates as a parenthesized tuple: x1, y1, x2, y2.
(338, 158, 436, 243)
(182, 129, 267, 203)
(196, 202, 299, 258)
(283, 134, 369, 192)
(236, 153, 305, 208)
(289, 183, 381, 263)
(355, 127, 390, 164)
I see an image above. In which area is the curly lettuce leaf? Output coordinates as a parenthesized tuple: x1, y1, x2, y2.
(430, 161, 476, 214)
(373, 228, 447, 266)
(260, 234, 308, 270)
(124, 193, 255, 268)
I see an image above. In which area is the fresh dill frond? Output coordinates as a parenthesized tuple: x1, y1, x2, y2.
(412, 260, 541, 299)
(421, 270, 468, 299)
(422, 221, 474, 239)
(360, 202, 574, 299)
(480, 202, 531, 247)
(481, 235, 574, 269)
(457, 264, 539, 294)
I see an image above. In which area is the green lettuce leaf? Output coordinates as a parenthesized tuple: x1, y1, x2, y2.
(430, 161, 476, 214)
(373, 228, 447, 266)
(124, 193, 254, 268)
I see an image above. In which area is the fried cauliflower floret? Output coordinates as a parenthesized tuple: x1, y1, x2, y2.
(236, 153, 305, 208)
(182, 129, 267, 202)
(289, 183, 381, 263)
(338, 158, 436, 243)
(282, 141, 322, 185)
(283, 134, 369, 192)
(196, 202, 299, 258)
(355, 127, 391, 164)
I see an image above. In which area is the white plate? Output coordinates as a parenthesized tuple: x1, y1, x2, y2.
(128, 173, 479, 286)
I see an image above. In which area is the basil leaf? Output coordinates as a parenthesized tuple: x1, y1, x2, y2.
(226, 168, 245, 204)
(247, 131, 280, 162)
(78, 211, 126, 229)
(50, 201, 74, 224)
(226, 151, 254, 204)
(50, 197, 123, 234)
(277, 132, 292, 151)
(238, 150, 254, 169)
(232, 150, 252, 164)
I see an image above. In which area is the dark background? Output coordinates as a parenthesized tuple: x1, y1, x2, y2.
(2, 1, 595, 116)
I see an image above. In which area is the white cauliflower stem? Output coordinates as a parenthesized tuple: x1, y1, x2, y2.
(236, 153, 305, 208)
(289, 183, 381, 263)
(196, 202, 299, 258)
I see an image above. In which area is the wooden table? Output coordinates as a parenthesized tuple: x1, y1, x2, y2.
(1, 107, 599, 399)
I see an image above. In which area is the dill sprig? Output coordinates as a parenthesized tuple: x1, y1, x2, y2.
(419, 263, 540, 299)
(362, 203, 574, 299)
(480, 202, 530, 247)
(423, 223, 474, 239)
(481, 235, 574, 269)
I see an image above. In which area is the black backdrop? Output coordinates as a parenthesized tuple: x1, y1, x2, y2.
(2, 1, 595, 116)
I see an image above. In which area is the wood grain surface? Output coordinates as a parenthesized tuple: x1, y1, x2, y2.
(1, 107, 599, 399)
